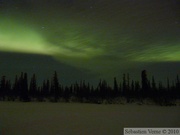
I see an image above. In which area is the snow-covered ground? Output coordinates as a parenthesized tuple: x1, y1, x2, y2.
(0, 102, 179, 135)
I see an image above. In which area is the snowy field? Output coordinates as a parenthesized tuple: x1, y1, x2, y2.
(0, 102, 180, 135)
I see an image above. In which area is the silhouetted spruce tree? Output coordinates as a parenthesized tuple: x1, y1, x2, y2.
(131, 80, 135, 97)
(73, 82, 79, 98)
(0, 76, 6, 101)
(134, 81, 140, 99)
(151, 76, 156, 98)
(171, 81, 176, 99)
(20, 72, 29, 102)
(127, 74, 130, 91)
(6, 80, 12, 101)
(127, 74, 131, 95)
(19, 73, 23, 100)
(24, 73, 29, 100)
(175, 75, 180, 99)
(98, 79, 109, 99)
(119, 82, 122, 96)
(29, 74, 37, 99)
(113, 77, 118, 97)
(63, 86, 70, 102)
(42, 79, 50, 98)
(37, 86, 44, 101)
(78, 81, 90, 101)
(157, 81, 165, 104)
(122, 74, 126, 97)
(50, 71, 59, 102)
(12, 75, 19, 100)
(90, 85, 95, 96)
(167, 77, 170, 91)
(161, 81, 173, 106)
(151, 76, 156, 90)
(126, 74, 131, 102)
(86, 83, 91, 100)
(141, 70, 149, 98)
(79, 81, 85, 100)
(69, 84, 73, 97)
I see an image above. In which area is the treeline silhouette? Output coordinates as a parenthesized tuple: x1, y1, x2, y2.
(0, 70, 179, 105)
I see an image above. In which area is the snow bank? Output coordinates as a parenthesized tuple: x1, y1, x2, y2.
(0, 102, 179, 135)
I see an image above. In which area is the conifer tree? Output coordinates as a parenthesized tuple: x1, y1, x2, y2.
(19, 72, 29, 101)
(50, 71, 59, 102)
(152, 76, 156, 90)
(6, 80, 12, 100)
(0, 76, 6, 100)
(42, 79, 50, 98)
(13, 75, 19, 99)
(29, 74, 37, 99)
(113, 77, 118, 96)
(141, 70, 149, 98)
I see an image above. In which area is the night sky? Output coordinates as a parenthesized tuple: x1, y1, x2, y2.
(0, 0, 180, 85)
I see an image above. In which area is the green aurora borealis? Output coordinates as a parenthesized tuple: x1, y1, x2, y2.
(0, 0, 180, 83)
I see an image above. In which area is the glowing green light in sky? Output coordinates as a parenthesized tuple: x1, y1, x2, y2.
(0, 18, 51, 55)
(131, 43, 180, 62)
(0, 18, 104, 59)
(0, 0, 179, 82)
(0, 16, 180, 74)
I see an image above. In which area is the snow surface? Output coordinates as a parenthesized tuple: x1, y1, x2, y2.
(0, 102, 180, 135)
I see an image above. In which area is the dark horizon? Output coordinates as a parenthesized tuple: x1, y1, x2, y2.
(0, 70, 179, 105)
